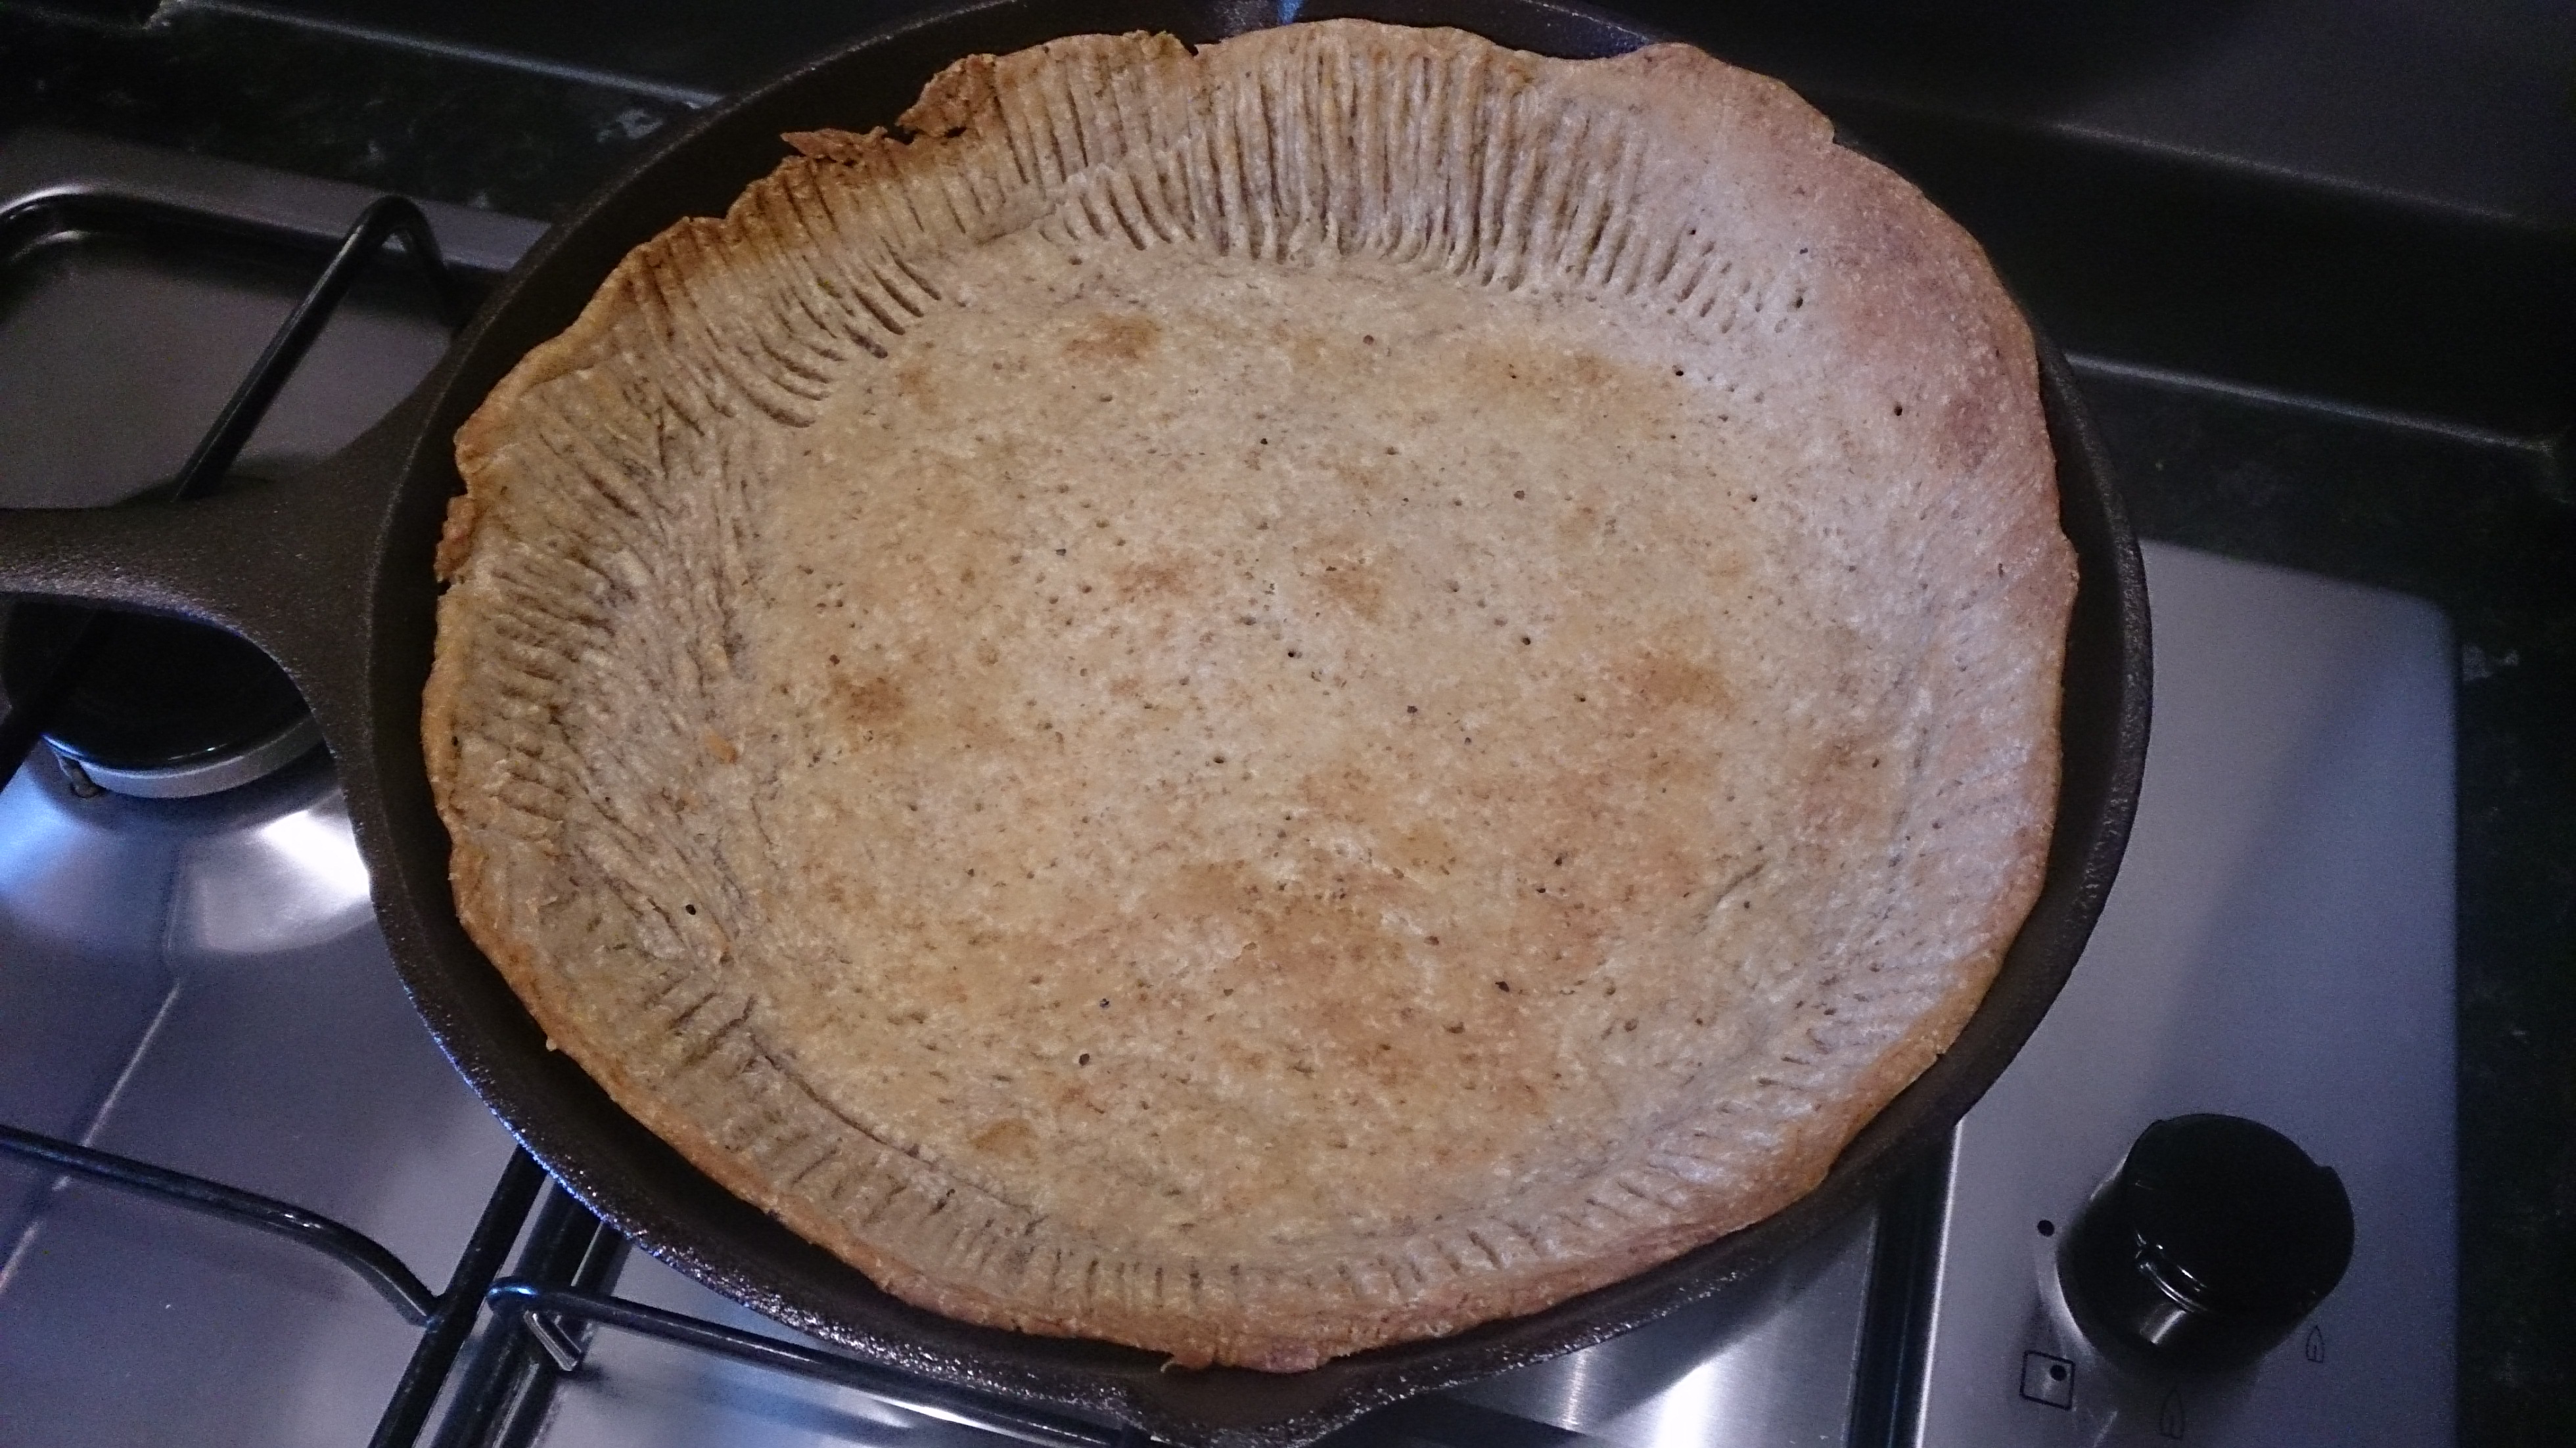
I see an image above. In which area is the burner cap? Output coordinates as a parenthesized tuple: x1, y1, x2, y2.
(1, 601, 320, 799)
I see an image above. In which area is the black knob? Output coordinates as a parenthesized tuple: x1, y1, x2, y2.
(2061, 1114, 2354, 1371)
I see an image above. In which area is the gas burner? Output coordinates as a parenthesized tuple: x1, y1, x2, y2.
(0, 599, 319, 799)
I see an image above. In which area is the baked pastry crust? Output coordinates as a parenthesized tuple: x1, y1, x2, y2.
(428, 20, 2073, 1370)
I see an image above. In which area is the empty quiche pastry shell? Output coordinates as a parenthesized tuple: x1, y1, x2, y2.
(425, 20, 2073, 1372)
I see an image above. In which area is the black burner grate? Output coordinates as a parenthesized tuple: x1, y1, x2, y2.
(0, 1114, 1141, 1447)
(0, 193, 462, 793)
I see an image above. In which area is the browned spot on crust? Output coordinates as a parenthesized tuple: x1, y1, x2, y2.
(1615, 648, 1734, 715)
(1462, 340, 1624, 402)
(1329, 463, 1386, 496)
(833, 673, 908, 726)
(1063, 312, 1161, 363)
(1314, 560, 1385, 621)
(1389, 821, 1456, 877)
(1151, 861, 1460, 1099)
(1113, 558, 1194, 600)
(895, 362, 942, 408)
(970, 1118, 1038, 1156)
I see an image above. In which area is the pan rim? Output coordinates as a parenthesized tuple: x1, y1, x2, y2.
(347, 5, 2151, 1443)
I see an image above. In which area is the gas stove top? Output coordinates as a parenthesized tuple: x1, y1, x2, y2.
(0, 125, 2454, 1448)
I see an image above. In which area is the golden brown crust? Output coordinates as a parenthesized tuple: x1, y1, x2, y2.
(427, 20, 2072, 1371)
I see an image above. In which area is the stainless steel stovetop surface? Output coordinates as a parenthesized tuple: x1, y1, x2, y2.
(0, 128, 2454, 1448)
(1918, 545, 2455, 1447)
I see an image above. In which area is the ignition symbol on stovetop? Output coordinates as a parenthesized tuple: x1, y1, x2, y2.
(2018, 1351, 2074, 1409)
(2305, 1324, 2327, 1362)
(2159, 1387, 2188, 1439)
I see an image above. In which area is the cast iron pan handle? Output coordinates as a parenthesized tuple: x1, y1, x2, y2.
(0, 400, 424, 755)
(0, 194, 463, 774)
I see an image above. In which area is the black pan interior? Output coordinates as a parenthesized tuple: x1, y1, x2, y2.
(334, 2, 2150, 1442)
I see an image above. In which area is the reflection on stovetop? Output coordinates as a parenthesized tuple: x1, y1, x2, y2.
(0, 750, 523, 1445)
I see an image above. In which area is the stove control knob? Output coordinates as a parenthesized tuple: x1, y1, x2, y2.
(2061, 1114, 2353, 1370)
